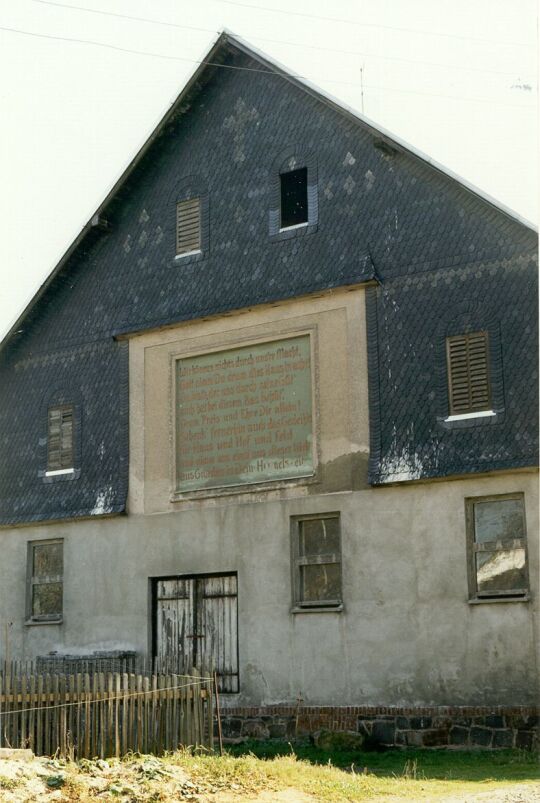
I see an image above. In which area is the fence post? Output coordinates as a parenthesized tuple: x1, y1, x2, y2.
(214, 672, 223, 756)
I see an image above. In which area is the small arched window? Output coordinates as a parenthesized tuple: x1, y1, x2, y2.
(39, 389, 82, 482)
(269, 148, 318, 240)
(171, 176, 209, 264)
(46, 404, 75, 474)
(176, 197, 202, 257)
(280, 167, 308, 229)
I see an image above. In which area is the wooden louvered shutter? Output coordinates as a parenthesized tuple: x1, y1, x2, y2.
(47, 405, 74, 471)
(176, 198, 201, 255)
(446, 332, 491, 415)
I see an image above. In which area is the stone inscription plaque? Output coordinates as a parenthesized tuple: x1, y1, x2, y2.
(175, 335, 313, 492)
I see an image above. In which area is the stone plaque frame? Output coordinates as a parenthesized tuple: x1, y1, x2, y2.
(170, 328, 319, 500)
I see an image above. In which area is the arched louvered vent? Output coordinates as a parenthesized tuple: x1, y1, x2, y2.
(176, 198, 201, 256)
(47, 405, 74, 471)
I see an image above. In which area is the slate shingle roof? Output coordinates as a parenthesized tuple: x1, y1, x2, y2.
(0, 34, 537, 525)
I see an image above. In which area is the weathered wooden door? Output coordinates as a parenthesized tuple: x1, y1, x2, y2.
(155, 573, 239, 693)
(197, 575, 239, 693)
(155, 577, 196, 673)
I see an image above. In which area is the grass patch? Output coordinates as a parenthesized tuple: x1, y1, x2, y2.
(166, 750, 280, 795)
(179, 745, 539, 801)
(228, 739, 539, 782)
(207, 741, 540, 800)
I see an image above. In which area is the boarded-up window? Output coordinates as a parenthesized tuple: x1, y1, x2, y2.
(176, 198, 201, 256)
(280, 167, 308, 229)
(155, 574, 239, 693)
(27, 540, 63, 622)
(47, 405, 74, 472)
(292, 514, 342, 609)
(446, 332, 491, 415)
(466, 494, 529, 599)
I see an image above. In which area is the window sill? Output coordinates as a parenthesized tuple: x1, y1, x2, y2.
(171, 470, 318, 502)
(41, 467, 80, 483)
(171, 249, 206, 268)
(468, 595, 530, 605)
(25, 618, 63, 626)
(445, 410, 495, 422)
(269, 221, 318, 242)
(175, 249, 202, 259)
(291, 604, 343, 614)
(279, 221, 309, 233)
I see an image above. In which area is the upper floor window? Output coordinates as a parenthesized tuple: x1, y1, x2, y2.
(466, 494, 529, 601)
(26, 539, 63, 623)
(176, 197, 201, 257)
(269, 149, 318, 240)
(446, 331, 491, 418)
(47, 405, 74, 475)
(280, 167, 308, 229)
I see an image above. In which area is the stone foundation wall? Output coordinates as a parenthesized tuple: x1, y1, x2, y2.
(219, 705, 538, 750)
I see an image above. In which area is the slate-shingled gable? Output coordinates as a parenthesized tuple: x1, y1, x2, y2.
(0, 35, 537, 525)
(367, 250, 538, 484)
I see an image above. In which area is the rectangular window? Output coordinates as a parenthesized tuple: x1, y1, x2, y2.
(466, 494, 529, 600)
(27, 540, 63, 622)
(280, 167, 308, 229)
(47, 405, 74, 473)
(446, 331, 491, 416)
(291, 514, 342, 610)
(176, 197, 201, 256)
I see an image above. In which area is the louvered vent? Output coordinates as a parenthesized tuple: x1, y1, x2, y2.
(47, 405, 74, 471)
(446, 332, 491, 415)
(176, 198, 201, 256)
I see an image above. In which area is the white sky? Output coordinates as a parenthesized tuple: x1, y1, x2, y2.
(0, 0, 537, 341)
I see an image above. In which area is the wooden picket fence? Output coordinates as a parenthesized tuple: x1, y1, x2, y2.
(0, 663, 214, 758)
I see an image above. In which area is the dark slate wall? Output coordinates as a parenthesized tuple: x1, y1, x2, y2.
(0, 45, 537, 524)
(0, 338, 128, 523)
(367, 252, 538, 483)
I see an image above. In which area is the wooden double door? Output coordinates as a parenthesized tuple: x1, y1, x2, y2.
(154, 573, 239, 693)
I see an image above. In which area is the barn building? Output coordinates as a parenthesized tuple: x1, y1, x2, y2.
(0, 33, 537, 748)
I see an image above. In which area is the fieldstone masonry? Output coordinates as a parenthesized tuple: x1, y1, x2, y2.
(219, 705, 538, 750)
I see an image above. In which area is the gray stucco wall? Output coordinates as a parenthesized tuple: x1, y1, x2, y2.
(1, 470, 537, 708)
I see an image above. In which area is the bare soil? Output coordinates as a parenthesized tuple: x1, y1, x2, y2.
(438, 783, 540, 803)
